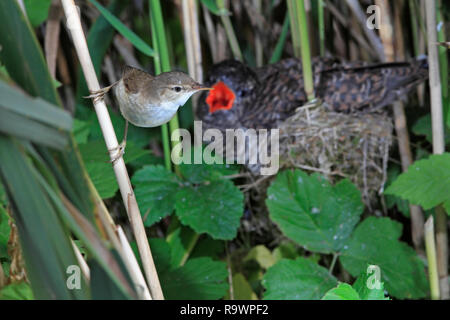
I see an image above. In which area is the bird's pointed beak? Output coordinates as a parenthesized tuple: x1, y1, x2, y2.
(192, 83, 213, 91)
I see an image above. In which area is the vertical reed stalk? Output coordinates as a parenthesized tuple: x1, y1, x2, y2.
(424, 217, 440, 300)
(287, 0, 315, 101)
(216, 0, 243, 61)
(149, 0, 182, 174)
(425, 0, 448, 300)
(318, 0, 325, 57)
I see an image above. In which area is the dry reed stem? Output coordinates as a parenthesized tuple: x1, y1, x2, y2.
(61, 0, 163, 300)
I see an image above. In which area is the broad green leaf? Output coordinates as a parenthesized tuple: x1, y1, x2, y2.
(340, 217, 428, 299)
(225, 273, 258, 300)
(148, 238, 173, 273)
(262, 258, 337, 300)
(160, 257, 228, 300)
(73, 119, 91, 145)
(166, 223, 199, 268)
(132, 165, 180, 226)
(272, 241, 300, 262)
(244, 245, 276, 269)
(266, 170, 364, 253)
(89, 0, 154, 57)
(175, 179, 244, 240)
(180, 162, 239, 184)
(385, 153, 450, 210)
(322, 283, 360, 300)
(190, 236, 225, 260)
(353, 268, 389, 300)
(85, 162, 118, 199)
(412, 114, 450, 145)
(24, 0, 52, 27)
(384, 166, 410, 218)
(0, 282, 34, 300)
(80, 140, 149, 199)
(0, 206, 10, 258)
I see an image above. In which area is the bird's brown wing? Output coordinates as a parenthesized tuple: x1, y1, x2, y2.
(316, 60, 428, 113)
(122, 66, 154, 94)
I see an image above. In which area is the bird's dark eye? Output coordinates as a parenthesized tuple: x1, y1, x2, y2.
(173, 86, 182, 92)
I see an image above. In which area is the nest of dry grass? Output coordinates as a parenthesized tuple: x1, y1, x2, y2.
(277, 104, 393, 206)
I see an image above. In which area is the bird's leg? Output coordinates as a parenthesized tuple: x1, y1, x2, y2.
(84, 82, 117, 104)
(109, 120, 129, 165)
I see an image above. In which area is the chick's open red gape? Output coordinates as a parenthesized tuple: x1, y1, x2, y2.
(205, 81, 236, 113)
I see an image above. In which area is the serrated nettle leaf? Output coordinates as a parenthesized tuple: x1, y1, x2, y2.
(132, 165, 180, 226)
(175, 179, 244, 240)
(385, 153, 450, 210)
(352, 267, 389, 300)
(266, 170, 364, 254)
(385, 166, 410, 218)
(322, 283, 361, 300)
(340, 217, 428, 299)
(262, 258, 337, 300)
(85, 162, 118, 199)
(160, 257, 228, 300)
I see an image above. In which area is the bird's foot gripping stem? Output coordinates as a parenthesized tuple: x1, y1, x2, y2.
(84, 83, 116, 104)
(108, 140, 126, 165)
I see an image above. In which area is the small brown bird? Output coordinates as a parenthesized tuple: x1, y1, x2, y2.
(87, 66, 211, 162)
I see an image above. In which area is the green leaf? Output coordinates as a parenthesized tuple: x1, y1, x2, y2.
(132, 165, 180, 226)
(262, 258, 337, 300)
(266, 170, 364, 253)
(385, 153, 450, 210)
(0, 206, 10, 258)
(73, 119, 91, 145)
(180, 162, 239, 184)
(85, 162, 118, 199)
(225, 273, 258, 300)
(384, 166, 410, 218)
(200, 0, 229, 16)
(244, 245, 276, 269)
(322, 283, 361, 300)
(160, 257, 228, 300)
(340, 217, 428, 299)
(272, 241, 300, 262)
(0, 282, 34, 300)
(24, 0, 52, 27)
(175, 179, 244, 240)
(0, 80, 72, 149)
(76, 0, 126, 107)
(79, 140, 149, 199)
(190, 236, 225, 260)
(412, 114, 450, 145)
(89, 0, 154, 57)
(353, 268, 389, 300)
